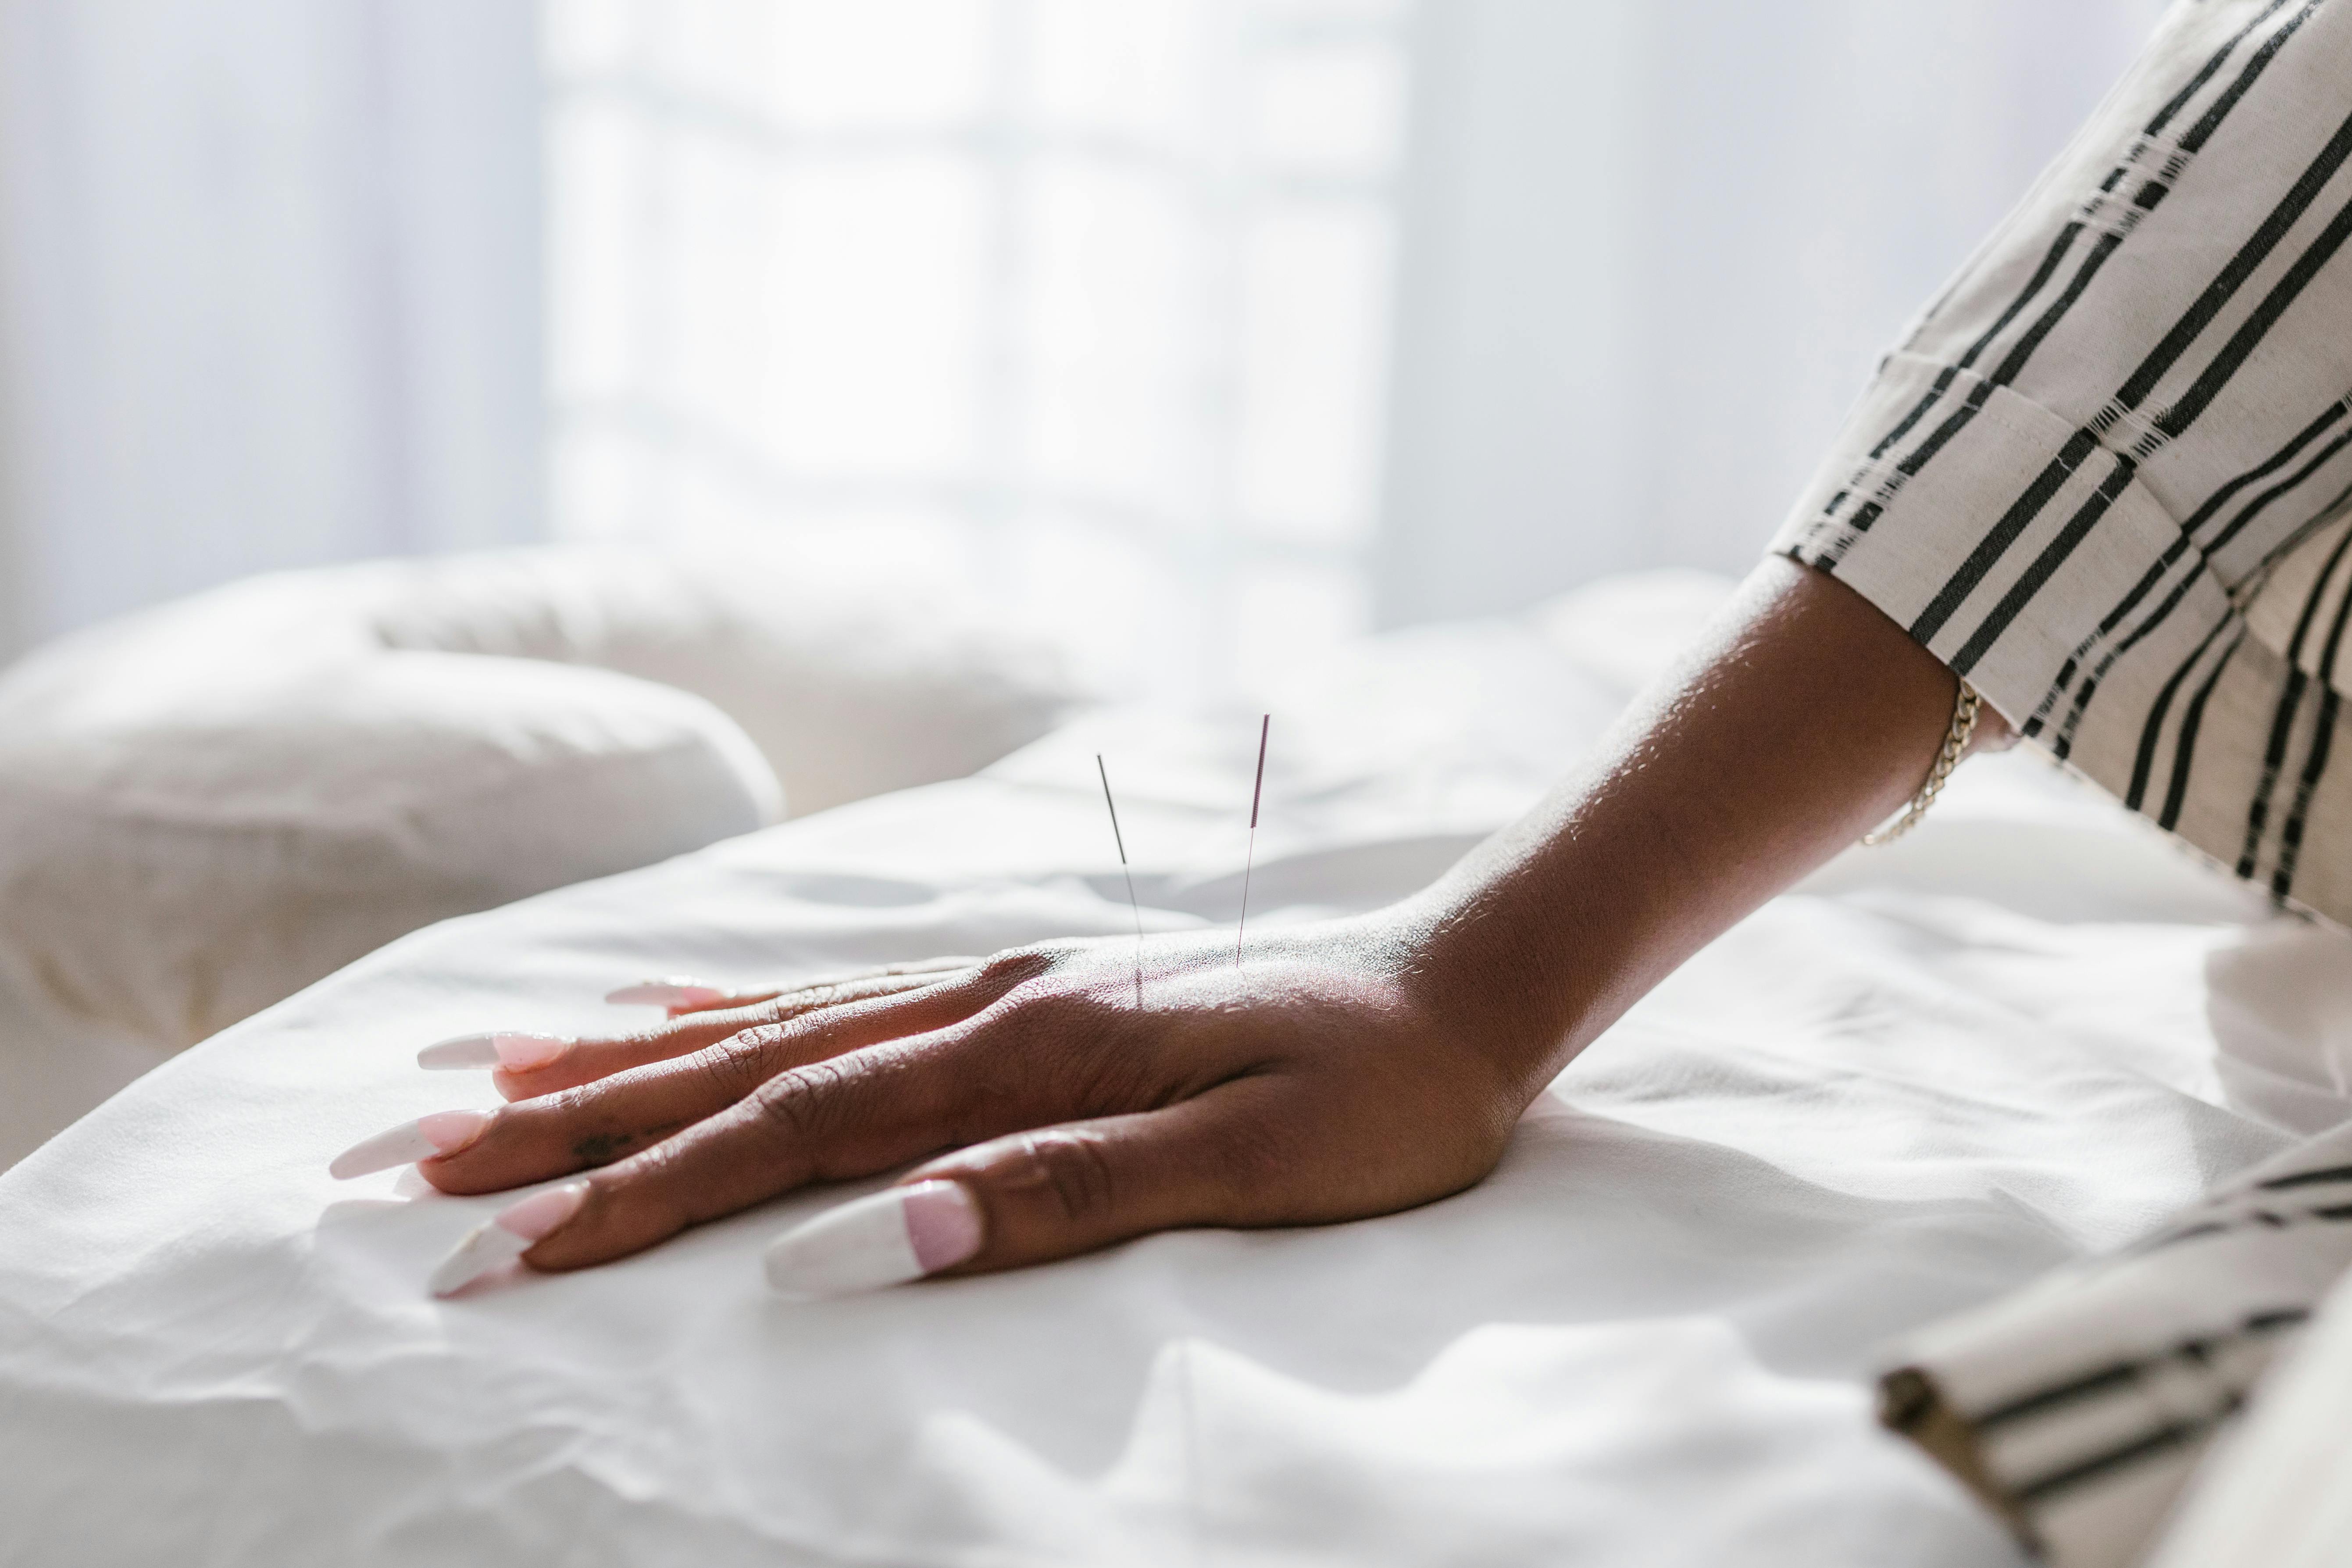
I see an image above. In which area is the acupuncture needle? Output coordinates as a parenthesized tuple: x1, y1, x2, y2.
(1236, 714, 1269, 968)
(1096, 754, 1145, 1008)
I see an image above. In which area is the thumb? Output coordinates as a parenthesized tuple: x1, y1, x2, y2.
(759, 1082, 1292, 1298)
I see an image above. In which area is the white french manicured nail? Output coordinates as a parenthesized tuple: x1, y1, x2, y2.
(328, 1108, 491, 1179)
(764, 1180, 983, 1300)
(604, 979, 728, 1008)
(427, 1180, 590, 1298)
(416, 1031, 572, 1072)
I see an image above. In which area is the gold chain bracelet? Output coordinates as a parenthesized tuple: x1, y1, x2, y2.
(1862, 678, 1981, 847)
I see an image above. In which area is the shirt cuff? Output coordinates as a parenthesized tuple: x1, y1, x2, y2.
(1877, 1120, 2352, 1568)
(1769, 350, 2234, 740)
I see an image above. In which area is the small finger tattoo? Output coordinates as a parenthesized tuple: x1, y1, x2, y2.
(570, 1120, 683, 1164)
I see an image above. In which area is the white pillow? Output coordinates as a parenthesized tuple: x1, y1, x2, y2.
(362, 544, 1079, 818)
(0, 545, 1078, 1053)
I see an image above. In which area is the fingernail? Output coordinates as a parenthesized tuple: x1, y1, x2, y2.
(416, 1031, 572, 1072)
(763, 1180, 982, 1300)
(328, 1108, 490, 1179)
(604, 979, 727, 1008)
(904, 1180, 986, 1272)
(427, 1180, 590, 1298)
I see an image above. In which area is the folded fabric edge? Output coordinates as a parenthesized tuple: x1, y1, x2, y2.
(1878, 1364, 2039, 1551)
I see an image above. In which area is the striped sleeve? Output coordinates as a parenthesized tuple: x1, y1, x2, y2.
(1771, 0, 2352, 925)
(1876, 1121, 2352, 1568)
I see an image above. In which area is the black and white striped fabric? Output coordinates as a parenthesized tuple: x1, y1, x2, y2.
(1773, 0, 2352, 926)
(1877, 1121, 2352, 1568)
(1777, 3, 2352, 1560)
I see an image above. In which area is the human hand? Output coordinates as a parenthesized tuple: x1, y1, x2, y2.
(333, 922, 1534, 1298)
(329, 558, 2003, 1301)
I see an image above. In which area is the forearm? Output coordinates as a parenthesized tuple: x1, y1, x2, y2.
(1392, 555, 2011, 1098)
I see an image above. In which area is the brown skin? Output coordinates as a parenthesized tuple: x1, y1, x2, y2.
(421, 557, 2013, 1279)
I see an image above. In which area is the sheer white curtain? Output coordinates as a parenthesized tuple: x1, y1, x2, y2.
(543, 0, 1407, 704)
(547, 0, 2179, 696)
(1377, 0, 2176, 626)
(0, 0, 2180, 686)
(0, 0, 542, 659)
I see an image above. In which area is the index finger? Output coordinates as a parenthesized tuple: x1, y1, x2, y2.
(487, 965, 981, 1100)
(507, 1031, 989, 1275)
(609, 957, 985, 1018)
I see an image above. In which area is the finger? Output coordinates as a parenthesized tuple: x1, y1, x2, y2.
(419, 978, 1001, 1197)
(495, 1027, 996, 1273)
(528, 1066, 1295, 1289)
(492, 969, 972, 1100)
(607, 957, 985, 1019)
(479, 950, 1115, 1270)
(605, 979, 786, 1018)
(758, 1079, 1300, 1297)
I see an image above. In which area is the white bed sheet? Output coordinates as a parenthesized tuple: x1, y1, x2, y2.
(2, 614, 2345, 1568)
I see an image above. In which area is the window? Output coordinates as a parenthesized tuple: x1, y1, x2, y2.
(546, 0, 1407, 702)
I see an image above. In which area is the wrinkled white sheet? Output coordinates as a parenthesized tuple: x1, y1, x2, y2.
(3, 616, 2345, 1568)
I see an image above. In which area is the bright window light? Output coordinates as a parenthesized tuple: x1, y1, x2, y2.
(544, 0, 1407, 702)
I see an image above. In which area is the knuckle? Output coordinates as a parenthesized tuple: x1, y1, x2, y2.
(978, 946, 1056, 988)
(770, 981, 850, 1021)
(687, 1034, 777, 1104)
(992, 980, 1108, 1034)
(732, 1022, 793, 1053)
(1006, 1129, 1119, 1226)
(974, 988, 1141, 1104)
(748, 1058, 854, 1147)
(535, 1080, 615, 1129)
(578, 1153, 690, 1239)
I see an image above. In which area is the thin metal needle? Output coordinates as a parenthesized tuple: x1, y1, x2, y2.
(1096, 754, 1144, 1008)
(1236, 714, 1268, 968)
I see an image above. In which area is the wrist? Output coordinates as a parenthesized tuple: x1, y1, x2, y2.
(1347, 889, 1601, 1103)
